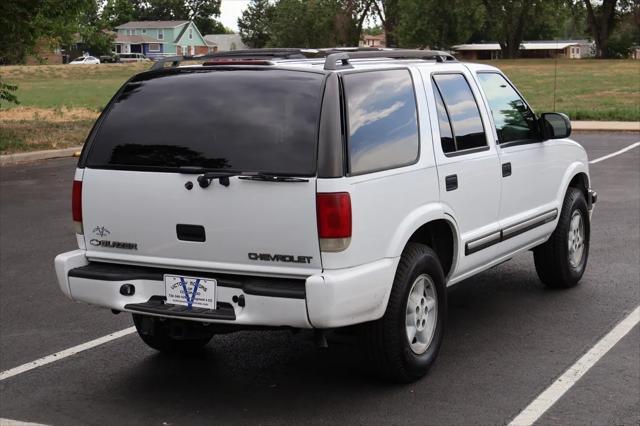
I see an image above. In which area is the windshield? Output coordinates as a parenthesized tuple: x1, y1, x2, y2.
(84, 69, 325, 175)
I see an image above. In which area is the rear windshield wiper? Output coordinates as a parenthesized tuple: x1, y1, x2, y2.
(178, 167, 239, 188)
(178, 167, 307, 187)
(238, 172, 308, 183)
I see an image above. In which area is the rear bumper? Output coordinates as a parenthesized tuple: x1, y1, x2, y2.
(54, 250, 399, 329)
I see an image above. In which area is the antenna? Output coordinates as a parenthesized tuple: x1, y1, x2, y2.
(552, 38, 559, 112)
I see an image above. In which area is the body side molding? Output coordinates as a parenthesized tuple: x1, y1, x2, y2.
(465, 209, 558, 255)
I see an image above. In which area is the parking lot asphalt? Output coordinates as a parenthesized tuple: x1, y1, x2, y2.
(0, 132, 638, 425)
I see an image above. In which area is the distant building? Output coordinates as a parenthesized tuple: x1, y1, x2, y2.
(113, 21, 208, 58)
(203, 34, 249, 52)
(360, 33, 386, 48)
(452, 43, 501, 60)
(24, 38, 64, 65)
(25, 31, 115, 64)
(453, 40, 595, 60)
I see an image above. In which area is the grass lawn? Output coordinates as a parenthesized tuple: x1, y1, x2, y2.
(1, 63, 150, 110)
(0, 59, 638, 154)
(488, 59, 640, 121)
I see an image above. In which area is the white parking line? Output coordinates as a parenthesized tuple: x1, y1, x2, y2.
(509, 305, 640, 426)
(0, 327, 136, 382)
(0, 418, 49, 426)
(589, 142, 640, 164)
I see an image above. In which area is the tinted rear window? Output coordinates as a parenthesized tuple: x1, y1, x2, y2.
(343, 69, 419, 175)
(85, 69, 325, 175)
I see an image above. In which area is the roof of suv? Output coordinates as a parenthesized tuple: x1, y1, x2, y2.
(149, 48, 504, 74)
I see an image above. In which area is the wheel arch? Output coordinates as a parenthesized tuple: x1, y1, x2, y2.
(556, 162, 590, 209)
(386, 204, 459, 281)
(568, 172, 589, 199)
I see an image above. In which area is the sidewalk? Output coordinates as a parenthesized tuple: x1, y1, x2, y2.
(572, 121, 639, 132)
(1, 121, 638, 166)
(0, 147, 82, 167)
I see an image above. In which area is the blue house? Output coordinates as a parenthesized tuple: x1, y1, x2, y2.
(113, 21, 208, 58)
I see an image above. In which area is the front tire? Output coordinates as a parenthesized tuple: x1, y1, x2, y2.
(362, 243, 446, 383)
(534, 187, 590, 288)
(133, 314, 214, 354)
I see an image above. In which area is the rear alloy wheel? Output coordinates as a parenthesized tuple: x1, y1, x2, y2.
(363, 243, 446, 383)
(405, 274, 438, 355)
(133, 314, 214, 354)
(534, 187, 590, 288)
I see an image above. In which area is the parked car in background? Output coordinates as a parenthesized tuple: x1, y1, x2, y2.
(118, 53, 151, 63)
(69, 56, 100, 65)
(100, 54, 119, 63)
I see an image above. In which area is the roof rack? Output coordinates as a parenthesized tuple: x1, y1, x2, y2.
(150, 48, 316, 70)
(323, 50, 457, 70)
(149, 48, 458, 71)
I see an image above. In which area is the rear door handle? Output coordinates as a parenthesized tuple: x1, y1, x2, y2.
(502, 162, 512, 177)
(445, 174, 458, 191)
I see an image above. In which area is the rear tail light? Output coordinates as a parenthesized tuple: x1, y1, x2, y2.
(72, 180, 83, 234)
(317, 192, 351, 252)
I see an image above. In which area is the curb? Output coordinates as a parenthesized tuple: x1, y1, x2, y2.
(0, 147, 82, 167)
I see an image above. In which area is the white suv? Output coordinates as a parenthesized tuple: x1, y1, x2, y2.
(55, 49, 597, 382)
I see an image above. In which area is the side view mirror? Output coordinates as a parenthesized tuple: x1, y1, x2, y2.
(540, 112, 571, 140)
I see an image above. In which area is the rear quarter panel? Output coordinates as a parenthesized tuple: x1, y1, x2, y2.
(319, 67, 446, 270)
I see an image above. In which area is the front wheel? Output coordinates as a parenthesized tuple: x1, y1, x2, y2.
(534, 187, 590, 288)
(362, 243, 446, 383)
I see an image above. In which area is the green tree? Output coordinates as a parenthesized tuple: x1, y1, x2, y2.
(239, 0, 370, 48)
(268, 0, 344, 47)
(0, 77, 19, 108)
(480, 0, 562, 58)
(372, 0, 400, 47)
(560, 1, 590, 40)
(238, 0, 274, 47)
(0, 0, 92, 63)
(396, 0, 484, 49)
(364, 25, 383, 36)
(606, 1, 640, 57)
(78, 0, 114, 55)
(102, 0, 137, 28)
(136, 0, 223, 35)
(335, 0, 376, 47)
(523, 0, 572, 40)
(583, 0, 619, 57)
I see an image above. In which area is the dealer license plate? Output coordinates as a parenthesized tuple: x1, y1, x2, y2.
(164, 275, 216, 310)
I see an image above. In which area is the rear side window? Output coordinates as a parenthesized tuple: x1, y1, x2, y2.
(433, 83, 455, 153)
(84, 69, 324, 175)
(343, 69, 419, 175)
(432, 74, 486, 154)
(477, 72, 539, 144)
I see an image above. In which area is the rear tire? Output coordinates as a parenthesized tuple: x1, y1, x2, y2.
(362, 243, 446, 383)
(534, 187, 590, 288)
(133, 314, 214, 354)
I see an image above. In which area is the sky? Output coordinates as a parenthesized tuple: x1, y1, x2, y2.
(219, 0, 250, 32)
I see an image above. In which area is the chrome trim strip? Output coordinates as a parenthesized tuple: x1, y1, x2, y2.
(466, 231, 501, 254)
(465, 209, 558, 255)
(502, 209, 557, 240)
